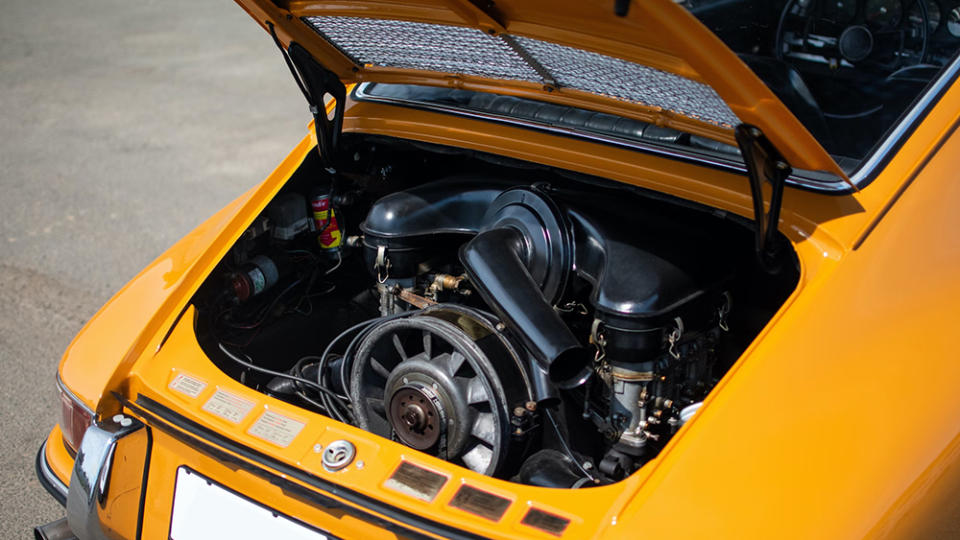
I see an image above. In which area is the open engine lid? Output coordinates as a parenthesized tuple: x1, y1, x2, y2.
(235, 0, 850, 183)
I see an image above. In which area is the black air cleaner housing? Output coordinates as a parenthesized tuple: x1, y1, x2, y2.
(359, 178, 731, 384)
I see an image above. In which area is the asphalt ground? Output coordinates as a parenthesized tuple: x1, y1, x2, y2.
(0, 0, 305, 536)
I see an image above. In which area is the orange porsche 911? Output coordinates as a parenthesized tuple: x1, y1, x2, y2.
(33, 0, 960, 538)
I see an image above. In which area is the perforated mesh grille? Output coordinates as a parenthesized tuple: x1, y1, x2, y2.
(512, 37, 739, 127)
(302, 17, 540, 81)
(301, 16, 739, 127)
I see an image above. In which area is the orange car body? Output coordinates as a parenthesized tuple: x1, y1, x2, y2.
(36, 1, 960, 538)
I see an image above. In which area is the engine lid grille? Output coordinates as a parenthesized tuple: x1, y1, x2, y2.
(303, 16, 740, 128)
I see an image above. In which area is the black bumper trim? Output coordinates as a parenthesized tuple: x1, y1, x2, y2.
(35, 440, 68, 507)
(125, 394, 488, 540)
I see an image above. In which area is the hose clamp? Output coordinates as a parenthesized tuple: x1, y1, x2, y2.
(591, 319, 607, 364)
(718, 292, 732, 332)
(667, 317, 684, 360)
(374, 245, 392, 283)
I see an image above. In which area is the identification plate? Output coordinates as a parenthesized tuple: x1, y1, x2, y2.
(521, 508, 571, 536)
(170, 467, 329, 540)
(169, 373, 207, 399)
(202, 389, 254, 424)
(449, 484, 511, 521)
(248, 410, 305, 447)
(384, 462, 448, 502)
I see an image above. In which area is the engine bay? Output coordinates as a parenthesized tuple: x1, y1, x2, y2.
(191, 135, 799, 487)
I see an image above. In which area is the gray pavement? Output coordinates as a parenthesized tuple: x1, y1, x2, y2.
(0, 0, 304, 536)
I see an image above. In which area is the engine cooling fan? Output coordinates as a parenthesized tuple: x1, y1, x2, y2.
(349, 306, 527, 475)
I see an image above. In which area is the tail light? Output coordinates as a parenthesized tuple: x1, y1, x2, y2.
(58, 376, 94, 453)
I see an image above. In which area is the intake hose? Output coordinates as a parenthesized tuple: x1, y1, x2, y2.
(460, 227, 591, 389)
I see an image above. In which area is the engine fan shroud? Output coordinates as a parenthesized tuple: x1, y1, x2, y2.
(349, 306, 526, 475)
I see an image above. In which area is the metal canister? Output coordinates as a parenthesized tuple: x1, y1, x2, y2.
(310, 190, 342, 252)
(231, 254, 280, 302)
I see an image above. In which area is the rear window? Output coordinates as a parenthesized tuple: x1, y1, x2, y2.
(688, 0, 960, 177)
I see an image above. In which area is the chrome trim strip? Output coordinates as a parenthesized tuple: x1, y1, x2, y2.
(352, 84, 853, 192)
(36, 440, 69, 505)
(851, 53, 960, 186)
(56, 372, 95, 418)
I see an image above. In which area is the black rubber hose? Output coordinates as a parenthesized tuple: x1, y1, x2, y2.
(460, 227, 591, 389)
(217, 343, 354, 423)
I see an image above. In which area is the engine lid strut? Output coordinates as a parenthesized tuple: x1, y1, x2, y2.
(268, 22, 345, 173)
(734, 124, 791, 273)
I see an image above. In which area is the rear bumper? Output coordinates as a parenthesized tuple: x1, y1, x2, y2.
(36, 440, 69, 507)
(34, 417, 150, 540)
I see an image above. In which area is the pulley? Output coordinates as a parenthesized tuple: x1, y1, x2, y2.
(349, 305, 528, 475)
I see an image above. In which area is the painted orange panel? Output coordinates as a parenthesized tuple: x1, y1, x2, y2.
(38, 3, 960, 536)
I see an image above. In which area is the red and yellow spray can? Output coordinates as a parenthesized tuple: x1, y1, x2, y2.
(310, 190, 342, 252)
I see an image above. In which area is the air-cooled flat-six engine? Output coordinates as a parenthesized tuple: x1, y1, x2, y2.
(194, 142, 795, 487)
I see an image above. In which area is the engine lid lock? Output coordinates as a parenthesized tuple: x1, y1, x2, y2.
(322, 440, 356, 472)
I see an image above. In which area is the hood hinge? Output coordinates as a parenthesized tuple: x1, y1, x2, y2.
(268, 22, 345, 174)
(734, 124, 791, 273)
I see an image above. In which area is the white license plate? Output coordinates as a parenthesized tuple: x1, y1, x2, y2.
(170, 467, 329, 540)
